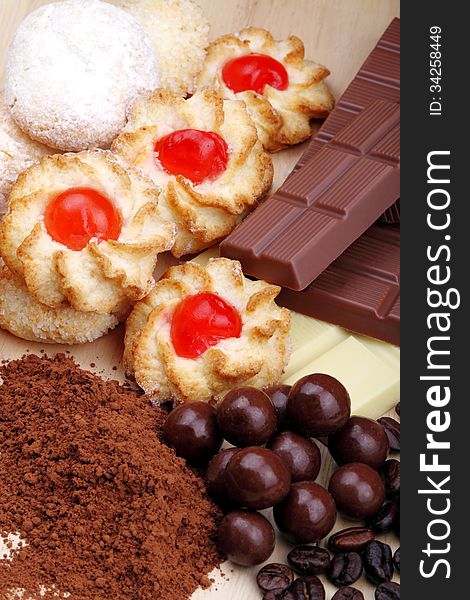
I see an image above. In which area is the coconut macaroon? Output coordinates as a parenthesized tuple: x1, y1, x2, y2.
(112, 88, 273, 257)
(0, 262, 122, 344)
(113, 0, 209, 95)
(198, 28, 335, 152)
(0, 93, 52, 217)
(124, 258, 291, 403)
(4, 0, 159, 151)
(0, 150, 175, 316)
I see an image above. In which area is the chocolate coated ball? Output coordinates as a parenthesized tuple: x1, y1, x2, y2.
(264, 384, 291, 426)
(218, 510, 275, 566)
(328, 416, 389, 469)
(217, 387, 278, 447)
(267, 431, 321, 482)
(163, 402, 222, 465)
(329, 463, 385, 520)
(273, 481, 337, 544)
(225, 447, 291, 509)
(206, 447, 240, 506)
(287, 374, 351, 437)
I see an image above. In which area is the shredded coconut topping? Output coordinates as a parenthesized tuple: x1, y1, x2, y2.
(113, 0, 209, 95)
(4, 0, 160, 152)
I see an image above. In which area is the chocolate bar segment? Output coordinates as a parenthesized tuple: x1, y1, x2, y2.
(278, 223, 400, 346)
(221, 99, 400, 291)
(292, 17, 400, 222)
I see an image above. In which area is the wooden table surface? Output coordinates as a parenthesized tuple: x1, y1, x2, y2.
(0, 1, 400, 598)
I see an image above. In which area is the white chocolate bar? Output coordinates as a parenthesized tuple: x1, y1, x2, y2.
(191, 249, 400, 417)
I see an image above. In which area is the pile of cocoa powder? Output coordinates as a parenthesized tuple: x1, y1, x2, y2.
(0, 354, 222, 599)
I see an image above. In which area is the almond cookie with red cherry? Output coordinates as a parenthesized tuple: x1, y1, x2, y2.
(112, 88, 273, 257)
(0, 149, 175, 315)
(124, 258, 291, 403)
(197, 28, 334, 151)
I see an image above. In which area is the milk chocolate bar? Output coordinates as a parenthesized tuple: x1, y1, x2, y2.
(278, 223, 400, 346)
(292, 18, 400, 223)
(220, 98, 400, 290)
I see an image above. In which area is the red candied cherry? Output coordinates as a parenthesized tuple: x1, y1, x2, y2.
(222, 53, 289, 95)
(44, 187, 121, 252)
(154, 129, 229, 185)
(171, 292, 242, 359)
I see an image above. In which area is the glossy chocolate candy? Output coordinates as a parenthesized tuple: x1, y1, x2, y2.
(225, 447, 291, 510)
(273, 481, 336, 544)
(163, 402, 222, 465)
(206, 447, 240, 507)
(264, 384, 291, 427)
(287, 374, 351, 437)
(329, 462, 385, 520)
(218, 510, 275, 566)
(328, 416, 389, 469)
(267, 431, 321, 483)
(217, 387, 278, 447)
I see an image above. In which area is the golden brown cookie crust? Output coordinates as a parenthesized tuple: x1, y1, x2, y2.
(0, 149, 175, 314)
(112, 88, 273, 257)
(124, 258, 291, 403)
(0, 263, 122, 344)
(197, 27, 335, 151)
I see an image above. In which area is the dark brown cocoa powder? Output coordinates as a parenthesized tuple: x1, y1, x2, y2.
(0, 354, 222, 599)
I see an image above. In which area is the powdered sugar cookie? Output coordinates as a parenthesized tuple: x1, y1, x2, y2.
(113, 0, 209, 95)
(0, 262, 122, 344)
(124, 258, 291, 403)
(112, 88, 273, 257)
(0, 150, 175, 315)
(4, 0, 159, 152)
(198, 28, 334, 151)
(0, 92, 52, 216)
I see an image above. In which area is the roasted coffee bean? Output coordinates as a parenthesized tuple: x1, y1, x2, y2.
(257, 563, 294, 593)
(381, 460, 400, 497)
(264, 591, 287, 600)
(375, 582, 400, 600)
(395, 402, 400, 417)
(328, 527, 374, 553)
(287, 545, 331, 575)
(377, 417, 400, 451)
(332, 588, 365, 600)
(284, 576, 325, 600)
(369, 501, 399, 533)
(393, 547, 400, 571)
(363, 540, 393, 584)
(327, 552, 363, 587)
